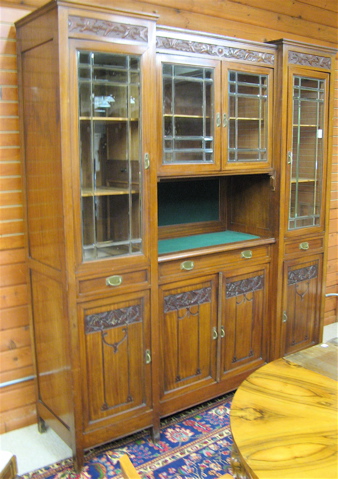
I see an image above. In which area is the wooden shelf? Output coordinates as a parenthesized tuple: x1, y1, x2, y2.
(81, 186, 138, 196)
(291, 178, 316, 184)
(80, 116, 139, 121)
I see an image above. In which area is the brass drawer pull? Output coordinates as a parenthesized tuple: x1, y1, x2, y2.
(220, 325, 225, 338)
(299, 242, 309, 251)
(180, 260, 194, 271)
(241, 250, 253, 259)
(106, 275, 123, 287)
(212, 327, 218, 340)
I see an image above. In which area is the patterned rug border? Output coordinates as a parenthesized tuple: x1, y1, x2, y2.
(21, 392, 234, 479)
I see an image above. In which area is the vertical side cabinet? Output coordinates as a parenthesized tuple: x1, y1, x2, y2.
(274, 40, 335, 357)
(16, 1, 158, 470)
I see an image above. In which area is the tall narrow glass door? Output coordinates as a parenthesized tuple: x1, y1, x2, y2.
(288, 75, 326, 230)
(78, 51, 142, 261)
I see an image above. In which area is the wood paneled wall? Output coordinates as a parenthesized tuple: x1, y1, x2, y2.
(0, 0, 337, 433)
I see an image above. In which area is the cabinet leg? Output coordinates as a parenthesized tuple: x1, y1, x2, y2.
(151, 420, 160, 443)
(37, 417, 47, 433)
(73, 446, 85, 473)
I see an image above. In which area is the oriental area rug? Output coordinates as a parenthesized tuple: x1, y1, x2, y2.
(21, 393, 234, 479)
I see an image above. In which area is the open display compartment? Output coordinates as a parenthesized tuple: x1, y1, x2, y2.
(158, 174, 274, 256)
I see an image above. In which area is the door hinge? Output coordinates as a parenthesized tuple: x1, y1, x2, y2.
(287, 151, 293, 165)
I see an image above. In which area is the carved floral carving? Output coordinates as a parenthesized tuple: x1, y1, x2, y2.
(226, 275, 264, 299)
(288, 264, 318, 285)
(157, 37, 274, 64)
(85, 305, 142, 333)
(164, 287, 212, 313)
(68, 16, 148, 42)
(288, 51, 331, 69)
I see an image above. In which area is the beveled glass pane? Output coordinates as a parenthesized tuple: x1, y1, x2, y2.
(78, 51, 142, 261)
(163, 63, 214, 164)
(288, 76, 325, 230)
(228, 70, 268, 163)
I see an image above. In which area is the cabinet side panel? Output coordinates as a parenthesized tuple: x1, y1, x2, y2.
(31, 270, 72, 427)
(21, 41, 64, 270)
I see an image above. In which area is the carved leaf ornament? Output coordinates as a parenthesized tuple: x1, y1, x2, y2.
(69, 16, 148, 42)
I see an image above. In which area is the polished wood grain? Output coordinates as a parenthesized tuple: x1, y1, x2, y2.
(230, 350, 338, 479)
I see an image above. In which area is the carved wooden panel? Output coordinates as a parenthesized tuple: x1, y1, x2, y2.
(85, 304, 142, 333)
(81, 294, 150, 423)
(288, 51, 331, 69)
(164, 286, 211, 313)
(68, 16, 148, 42)
(157, 36, 274, 64)
(222, 270, 266, 375)
(284, 260, 321, 355)
(161, 281, 216, 397)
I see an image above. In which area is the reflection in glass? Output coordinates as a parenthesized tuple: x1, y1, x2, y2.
(228, 71, 268, 162)
(288, 76, 325, 230)
(78, 51, 142, 261)
(163, 64, 214, 164)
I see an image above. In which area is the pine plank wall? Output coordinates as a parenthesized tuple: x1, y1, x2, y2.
(0, 0, 337, 433)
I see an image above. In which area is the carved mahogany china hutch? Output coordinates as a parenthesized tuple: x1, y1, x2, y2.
(16, 0, 335, 470)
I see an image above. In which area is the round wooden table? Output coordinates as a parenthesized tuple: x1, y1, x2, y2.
(230, 344, 337, 479)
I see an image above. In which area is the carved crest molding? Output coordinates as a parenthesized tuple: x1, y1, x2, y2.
(288, 51, 331, 69)
(68, 16, 148, 42)
(156, 36, 274, 65)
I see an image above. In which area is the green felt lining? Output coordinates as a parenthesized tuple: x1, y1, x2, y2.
(158, 230, 260, 255)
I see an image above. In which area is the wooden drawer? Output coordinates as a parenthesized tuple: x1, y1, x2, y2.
(159, 245, 271, 280)
(284, 237, 324, 256)
(78, 269, 149, 297)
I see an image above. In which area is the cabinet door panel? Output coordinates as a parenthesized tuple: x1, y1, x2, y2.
(222, 63, 273, 171)
(79, 291, 151, 426)
(158, 55, 221, 176)
(221, 266, 268, 377)
(286, 69, 329, 234)
(160, 277, 217, 400)
(282, 256, 322, 355)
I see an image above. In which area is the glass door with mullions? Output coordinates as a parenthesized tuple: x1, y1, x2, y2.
(78, 51, 143, 261)
(227, 70, 269, 163)
(162, 62, 216, 166)
(288, 74, 326, 231)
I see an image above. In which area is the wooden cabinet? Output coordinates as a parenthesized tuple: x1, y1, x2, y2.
(273, 40, 335, 357)
(156, 28, 275, 176)
(16, 1, 157, 470)
(159, 246, 270, 417)
(16, 2, 334, 472)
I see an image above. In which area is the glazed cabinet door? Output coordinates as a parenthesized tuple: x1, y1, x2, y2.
(286, 69, 330, 234)
(222, 63, 273, 171)
(157, 55, 221, 176)
(220, 264, 269, 379)
(159, 276, 218, 414)
(71, 43, 154, 266)
(79, 290, 152, 431)
(282, 255, 322, 356)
